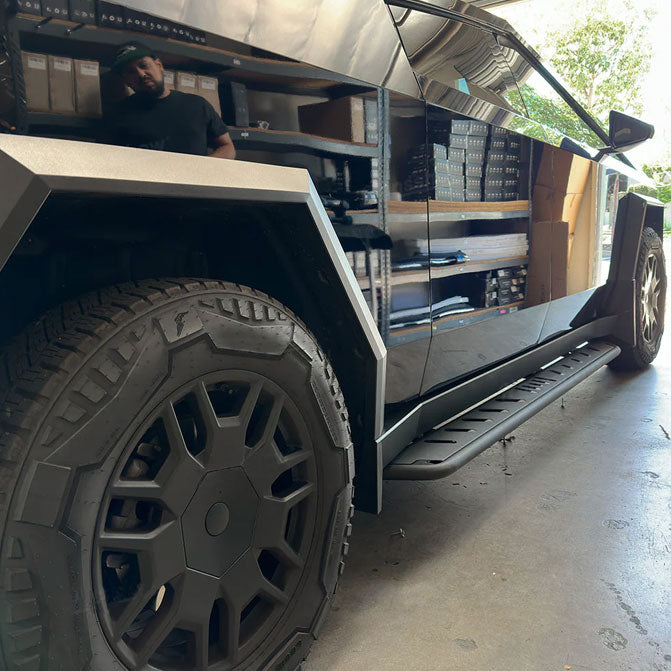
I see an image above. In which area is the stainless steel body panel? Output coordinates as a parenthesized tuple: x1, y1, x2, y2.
(0, 135, 387, 439)
(114, 0, 421, 99)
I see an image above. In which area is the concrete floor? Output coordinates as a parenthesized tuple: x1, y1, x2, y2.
(307, 241, 671, 671)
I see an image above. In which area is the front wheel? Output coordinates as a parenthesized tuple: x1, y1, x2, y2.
(609, 227, 666, 370)
(0, 279, 353, 671)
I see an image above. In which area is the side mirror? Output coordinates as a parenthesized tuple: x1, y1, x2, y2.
(606, 110, 654, 153)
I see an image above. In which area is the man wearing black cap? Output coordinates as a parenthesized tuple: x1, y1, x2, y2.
(108, 41, 236, 159)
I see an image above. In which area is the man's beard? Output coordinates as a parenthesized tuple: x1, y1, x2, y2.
(138, 77, 166, 98)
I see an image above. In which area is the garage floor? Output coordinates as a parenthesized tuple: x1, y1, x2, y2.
(307, 243, 671, 671)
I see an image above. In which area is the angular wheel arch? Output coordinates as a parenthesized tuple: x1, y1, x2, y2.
(0, 136, 386, 513)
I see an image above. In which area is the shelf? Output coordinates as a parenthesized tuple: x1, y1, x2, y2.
(229, 127, 378, 158)
(356, 255, 528, 290)
(388, 301, 525, 337)
(26, 111, 103, 137)
(15, 14, 368, 94)
(387, 199, 530, 222)
(24, 114, 378, 158)
(433, 301, 524, 326)
(431, 255, 528, 279)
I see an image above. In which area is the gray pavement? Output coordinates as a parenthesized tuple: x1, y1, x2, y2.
(307, 239, 671, 671)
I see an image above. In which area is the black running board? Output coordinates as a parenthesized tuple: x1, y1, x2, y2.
(383, 341, 620, 480)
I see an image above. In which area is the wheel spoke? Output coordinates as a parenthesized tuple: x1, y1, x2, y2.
(250, 390, 284, 449)
(245, 441, 311, 496)
(254, 497, 305, 570)
(220, 550, 289, 639)
(131, 569, 219, 668)
(174, 570, 221, 671)
(132, 596, 181, 668)
(196, 380, 264, 470)
(102, 523, 186, 642)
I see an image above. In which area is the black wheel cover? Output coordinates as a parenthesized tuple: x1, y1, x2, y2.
(0, 280, 354, 671)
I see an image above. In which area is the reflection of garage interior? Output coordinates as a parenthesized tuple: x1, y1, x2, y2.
(0, 0, 668, 670)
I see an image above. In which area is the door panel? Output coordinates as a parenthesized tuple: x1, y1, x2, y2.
(421, 103, 549, 393)
(383, 94, 432, 403)
(422, 301, 547, 393)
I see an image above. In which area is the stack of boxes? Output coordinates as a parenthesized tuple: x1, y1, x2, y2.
(486, 126, 521, 201)
(404, 119, 523, 203)
(476, 266, 527, 307)
(21, 51, 102, 116)
(403, 143, 456, 202)
(448, 119, 488, 202)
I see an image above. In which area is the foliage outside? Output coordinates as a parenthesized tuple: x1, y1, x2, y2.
(631, 162, 671, 209)
(510, 0, 653, 153)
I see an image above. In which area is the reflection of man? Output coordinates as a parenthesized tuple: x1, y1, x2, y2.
(108, 41, 236, 159)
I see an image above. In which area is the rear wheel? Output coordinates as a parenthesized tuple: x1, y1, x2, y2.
(609, 227, 666, 370)
(0, 279, 353, 671)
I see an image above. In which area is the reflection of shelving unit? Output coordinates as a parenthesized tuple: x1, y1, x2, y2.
(228, 127, 377, 158)
(358, 255, 528, 290)
(432, 255, 528, 279)
(27, 112, 103, 134)
(433, 301, 524, 325)
(387, 301, 525, 338)
(14, 13, 378, 151)
(389, 200, 530, 214)
(15, 14, 368, 94)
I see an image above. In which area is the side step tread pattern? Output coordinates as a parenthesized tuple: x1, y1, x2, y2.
(384, 341, 620, 480)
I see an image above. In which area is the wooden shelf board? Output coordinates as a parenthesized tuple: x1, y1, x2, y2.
(387, 200, 529, 215)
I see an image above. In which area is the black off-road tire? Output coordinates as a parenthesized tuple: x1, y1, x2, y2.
(0, 279, 354, 671)
(609, 227, 666, 371)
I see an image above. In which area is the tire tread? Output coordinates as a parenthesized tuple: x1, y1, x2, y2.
(0, 278, 352, 671)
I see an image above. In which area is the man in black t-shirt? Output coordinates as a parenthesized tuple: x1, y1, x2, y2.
(108, 42, 236, 159)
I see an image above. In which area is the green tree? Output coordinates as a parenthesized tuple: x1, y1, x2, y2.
(506, 85, 602, 149)
(545, 2, 653, 120)
(641, 161, 671, 204)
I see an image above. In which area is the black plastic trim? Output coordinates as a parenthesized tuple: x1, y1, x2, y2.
(378, 316, 617, 467)
(384, 341, 620, 479)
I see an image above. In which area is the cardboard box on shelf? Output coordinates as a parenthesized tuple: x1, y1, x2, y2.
(452, 119, 489, 136)
(48, 55, 75, 113)
(448, 147, 465, 162)
(551, 220, 570, 298)
(42, 0, 68, 18)
(527, 220, 571, 306)
(163, 70, 175, 91)
(197, 76, 222, 116)
(176, 71, 198, 95)
(21, 52, 49, 112)
(74, 59, 102, 117)
(465, 149, 485, 164)
(298, 96, 365, 143)
(69, 0, 95, 23)
(15, 0, 42, 15)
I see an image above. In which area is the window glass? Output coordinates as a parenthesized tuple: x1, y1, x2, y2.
(392, 9, 527, 116)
